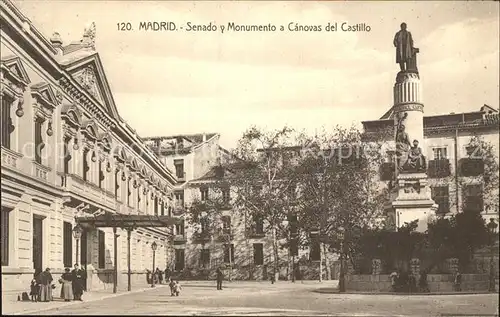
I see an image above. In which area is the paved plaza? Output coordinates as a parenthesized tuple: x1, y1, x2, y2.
(4, 281, 498, 316)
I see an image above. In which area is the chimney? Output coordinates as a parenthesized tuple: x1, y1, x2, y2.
(50, 32, 63, 56)
(202, 133, 207, 142)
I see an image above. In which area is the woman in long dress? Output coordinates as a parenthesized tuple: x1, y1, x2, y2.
(38, 268, 53, 302)
(60, 268, 74, 301)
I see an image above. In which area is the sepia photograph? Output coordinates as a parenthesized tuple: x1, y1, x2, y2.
(0, 0, 499, 316)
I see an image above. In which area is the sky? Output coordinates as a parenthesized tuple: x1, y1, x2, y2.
(12, 0, 500, 149)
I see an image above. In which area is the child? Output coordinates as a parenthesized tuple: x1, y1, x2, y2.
(30, 279, 39, 302)
(168, 278, 176, 296)
(173, 280, 181, 296)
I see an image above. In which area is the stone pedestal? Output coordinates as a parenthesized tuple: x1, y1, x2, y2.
(391, 173, 437, 232)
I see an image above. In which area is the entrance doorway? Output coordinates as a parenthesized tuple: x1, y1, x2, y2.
(32, 215, 43, 273)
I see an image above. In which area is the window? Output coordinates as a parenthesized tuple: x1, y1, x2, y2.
(154, 197, 159, 215)
(98, 161, 104, 188)
(175, 249, 185, 271)
(174, 159, 184, 179)
(161, 201, 165, 216)
(34, 118, 44, 164)
(63, 137, 71, 174)
(254, 215, 264, 234)
(200, 217, 208, 234)
(200, 188, 209, 202)
(432, 147, 448, 160)
(1, 207, 10, 266)
(463, 184, 483, 212)
(82, 148, 90, 182)
(253, 243, 264, 265)
(98, 230, 105, 269)
(63, 222, 73, 268)
(431, 186, 450, 215)
(289, 215, 298, 236)
(1, 95, 13, 149)
(223, 244, 235, 263)
(114, 171, 120, 198)
(174, 191, 184, 206)
(222, 216, 231, 234)
(310, 241, 320, 261)
(222, 188, 230, 204)
(175, 221, 185, 236)
(200, 249, 210, 268)
(127, 179, 131, 206)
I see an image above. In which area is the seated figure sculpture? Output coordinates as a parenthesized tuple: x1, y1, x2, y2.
(402, 140, 426, 172)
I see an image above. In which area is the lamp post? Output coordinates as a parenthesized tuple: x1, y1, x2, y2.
(151, 241, 158, 288)
(338, 226, 346, 293)
(487, 218, 498, 293)
(72, 224, 83, 266)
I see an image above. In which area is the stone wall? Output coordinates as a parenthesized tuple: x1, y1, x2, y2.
(345, 274, 490, 293)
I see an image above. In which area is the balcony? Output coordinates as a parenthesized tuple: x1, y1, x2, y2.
(246, 226, 265, 238)
(428, 159, 451, 178)
(173, 201, 185, 215)
(379, 162, 395, 181)
(459, 158, 484, 177)
(173, 234, 187, 244)
(192, 231, 212, 243)
(176, 172, 186, 183)
(463, 196, 484, 213)
(60, 173, 116, 210)
(1, 147, 22, 170)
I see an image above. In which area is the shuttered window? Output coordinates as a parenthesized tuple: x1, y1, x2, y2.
(223, 244, 234, 263)
(63, 222, 73, 268)
(98, 230, 105, 269)
(34, 118, 44, 164)
(253, 243, 263, 265)
(1, 207, 10, 266)
(1, 96, 13, 149)
(82, 148, 89, 181)
(63, 137, 71, 174)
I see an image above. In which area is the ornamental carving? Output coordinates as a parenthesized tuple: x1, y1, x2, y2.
(78, 66, 99, 99)
(31, 83, 58, 121)
(1, 57, 30, 117)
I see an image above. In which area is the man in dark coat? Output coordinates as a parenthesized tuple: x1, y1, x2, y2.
(393, 22, 415, 71)
(71, 263, 86, 301)
(216, 267, 224, 290)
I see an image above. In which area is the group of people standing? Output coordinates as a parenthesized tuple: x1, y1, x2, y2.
(29, 264, 86, 302)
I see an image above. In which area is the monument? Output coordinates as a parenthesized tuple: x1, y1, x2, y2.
(387, 23, 437, 232)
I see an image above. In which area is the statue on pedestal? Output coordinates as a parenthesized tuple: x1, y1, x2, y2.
(394, 22, 419, 73)
(404, 140, 426, 172)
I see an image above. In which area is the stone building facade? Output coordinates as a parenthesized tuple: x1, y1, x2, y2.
(1, 0, 177, 294)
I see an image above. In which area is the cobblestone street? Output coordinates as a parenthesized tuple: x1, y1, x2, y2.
(8, 281, 498, 316)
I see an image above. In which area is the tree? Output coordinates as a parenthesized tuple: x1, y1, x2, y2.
(186, 184, 237, 278)
(293, 126, 386, 278)
(224, 126, 297, 281)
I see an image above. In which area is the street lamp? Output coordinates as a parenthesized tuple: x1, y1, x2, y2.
(73, 224, 83, 266)
(151, 241, 158, 288)
(487, 218, 498, 293)
(338, 226, 346, 293)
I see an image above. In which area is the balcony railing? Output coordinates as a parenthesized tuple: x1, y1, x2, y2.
(459, 158, 484, 177)
(463, 196, 484, 212)
(246, 226, 265, 238)
(1, 147, 22, 170)
(192, 231, 212, 242)
(60, 173, 116, 210)
(428, 159, 451, 178)
(173, 234, 187, 243)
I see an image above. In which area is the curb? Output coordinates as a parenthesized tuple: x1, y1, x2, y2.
(9, 285, 167, 316)
(313, 288, 497, 296)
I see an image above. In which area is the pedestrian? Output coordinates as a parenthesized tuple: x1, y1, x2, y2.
(454, 271, 462, 292)
(30, 272, 40, 302)
(155, 267, 162, 284)
(71, 263, 85, 301)
(60, 267, 74, 302)
(157, 268, 163, 284)
(164, 267, 171, 282)
(390, 270, 399, 292)
(173, 280, 181, 296)
(38, 268, 53, 302)
(168, 278, 176, 296)
(216, 267, 224, 290)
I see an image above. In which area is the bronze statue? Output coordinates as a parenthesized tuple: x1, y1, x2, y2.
(393, 23, 419, 72)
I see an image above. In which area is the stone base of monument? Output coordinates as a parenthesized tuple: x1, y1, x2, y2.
(390, 172, 438, 232)
(345, 274, 490, 293)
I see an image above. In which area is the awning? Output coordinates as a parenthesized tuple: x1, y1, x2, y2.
(75, 213, 182, 229)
